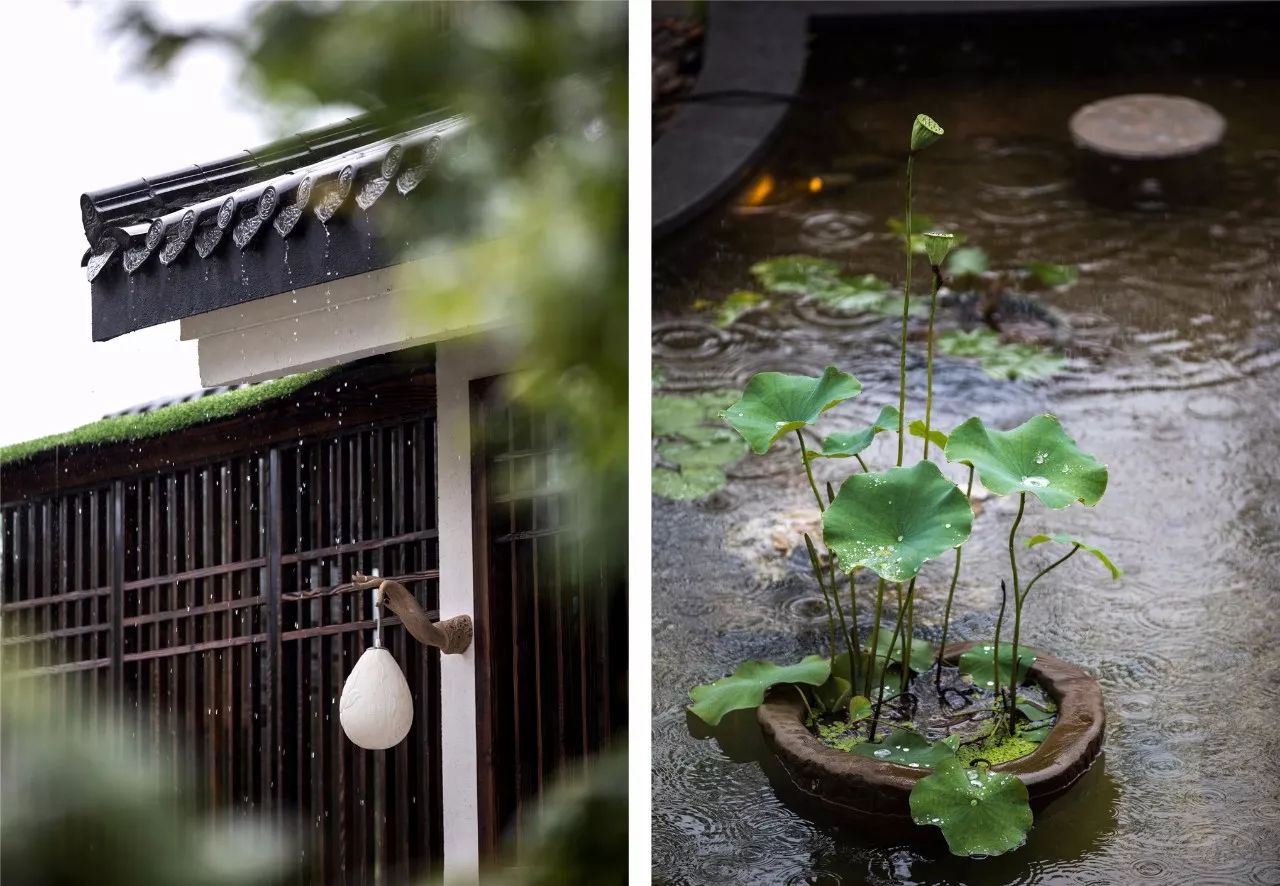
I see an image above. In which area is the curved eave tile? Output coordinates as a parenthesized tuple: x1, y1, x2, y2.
(313, 164, 357, 223)
(232, 184, 283, 250)
(395, 135, 444, 196)
(123, 218, 167, 274)
(85, 229, 133, 282)
(355, 142, 405, 211)
(273, 173, 315, 238)
(195, 196, 238, 259)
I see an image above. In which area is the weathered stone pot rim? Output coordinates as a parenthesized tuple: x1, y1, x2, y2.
(756, 640, 1106, 824)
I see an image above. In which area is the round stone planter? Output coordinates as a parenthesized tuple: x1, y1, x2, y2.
(757, 641, 1105, 831)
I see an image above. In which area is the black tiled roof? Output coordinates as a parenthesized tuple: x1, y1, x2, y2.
(81, 109, 470, 341)
(81, 108, 467, 284)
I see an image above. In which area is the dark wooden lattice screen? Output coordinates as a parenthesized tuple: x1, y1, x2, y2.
(470, 378, 627, 857)
(1, 363, 443, 884)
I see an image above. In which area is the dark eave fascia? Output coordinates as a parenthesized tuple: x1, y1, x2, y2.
(83, 110, 469, 341)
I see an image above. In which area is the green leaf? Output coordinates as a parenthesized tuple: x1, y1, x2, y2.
(1025, 261, 1078, 287)
(959, 642, 1037, 691)
(819, 405, 900, 459)
(909, 758, 1033, 857)
(1016, 702, 1054, 725)
(870, 632, 937, 674)
(975, 344, 1066, 381)
(823, 461, 973, 582)
(658, 436, 747, 470)
(808, 273, 896, 313)
(687, 656, 832, 726)
(749, 255, 843, 295)
(1026, 533, 1122, 579)
(944, 414, 1108, 509)
(652, 390, 739, 440)
(708, 290, 767, 327)
(721, 367, 863, 455)
(908, 419, 948, 450)
(849, 694, 873, 722)
(888, 214, 937, 255)
(854, 730, 960, 768)
(813, 675, 852, 713)
(946, 246, 989, 277)
(651, 464, 727, 501)
(937, 328, 1001, 358)
(1020, 723, 1052, 743)
(936, 329, 1066, 381)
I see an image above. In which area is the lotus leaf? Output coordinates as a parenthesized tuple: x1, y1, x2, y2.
(823, 461, 973, 581)
(687, 656, 831, 726)
(909, 758, 1033, 857)
(819, 406, 900, 459)
(1027, 533, 1121, 579)
(722, 367, 862, 454)
(959, 642, 1036, 691)
(944, 415, 1108, 509)
(853, 730, 960, 769)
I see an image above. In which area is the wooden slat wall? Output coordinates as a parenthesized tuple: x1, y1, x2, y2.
(1, 413, 443, 885)
(471, 379, 627, 857)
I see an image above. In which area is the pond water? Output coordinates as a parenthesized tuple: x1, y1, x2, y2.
(652, 10, 1280, 885)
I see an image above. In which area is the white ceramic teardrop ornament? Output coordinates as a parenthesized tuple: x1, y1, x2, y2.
(339, 647, 414, 749)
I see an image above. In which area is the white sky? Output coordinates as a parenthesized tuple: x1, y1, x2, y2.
(0, 1, 352, 447)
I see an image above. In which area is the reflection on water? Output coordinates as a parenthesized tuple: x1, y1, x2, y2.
(652, 14, 1280, 886)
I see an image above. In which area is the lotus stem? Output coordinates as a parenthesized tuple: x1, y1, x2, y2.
(902, 579, 916, 695)
(854, 454, 870, 474)
(923, 265, 943, 459)
(935, 465, 975, 691)
(896, 153, 915, 467)
(796, 429, 824, 512)
(865, 578, 887, 699)
(804, 534, 839, 669)
(1021, 544, 1081, 603)
(1006, 492, 1027, 701)
(869, 579, 916, 741)
(847, 573, 861, 690)
(992, 579, 1009, 731)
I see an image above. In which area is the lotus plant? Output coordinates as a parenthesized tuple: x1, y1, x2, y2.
(686, 112, 1121, 856)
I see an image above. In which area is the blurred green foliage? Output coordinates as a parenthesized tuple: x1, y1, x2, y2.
(0, 677, 292, 885)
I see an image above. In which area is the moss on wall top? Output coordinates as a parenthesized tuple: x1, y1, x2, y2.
(0, 370, 331, 467)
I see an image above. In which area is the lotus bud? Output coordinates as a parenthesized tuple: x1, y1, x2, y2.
(910, 114, 944, 152)
(923, 232, 956, 268)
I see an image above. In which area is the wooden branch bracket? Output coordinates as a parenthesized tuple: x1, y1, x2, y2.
(352, 572, 472, 655)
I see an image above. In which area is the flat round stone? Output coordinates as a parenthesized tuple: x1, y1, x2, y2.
(1069, 94, 1226, 206)
(1070, 94, 1225, 160)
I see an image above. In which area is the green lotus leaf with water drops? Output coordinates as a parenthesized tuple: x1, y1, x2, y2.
(853, 730, 960, 769)
(959, 642, 1037, 692)
(823, 461, 973, 582)
(1026, 533, 1122, 579)
(818, 405, 900, 459)
(687, 655, 832, 726)
(944, 415, 1108, 509)
(909, 758, 1033, 857)
(721, 367, 863, 454)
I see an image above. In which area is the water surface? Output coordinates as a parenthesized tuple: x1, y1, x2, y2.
(652, 15, 1280, 885)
